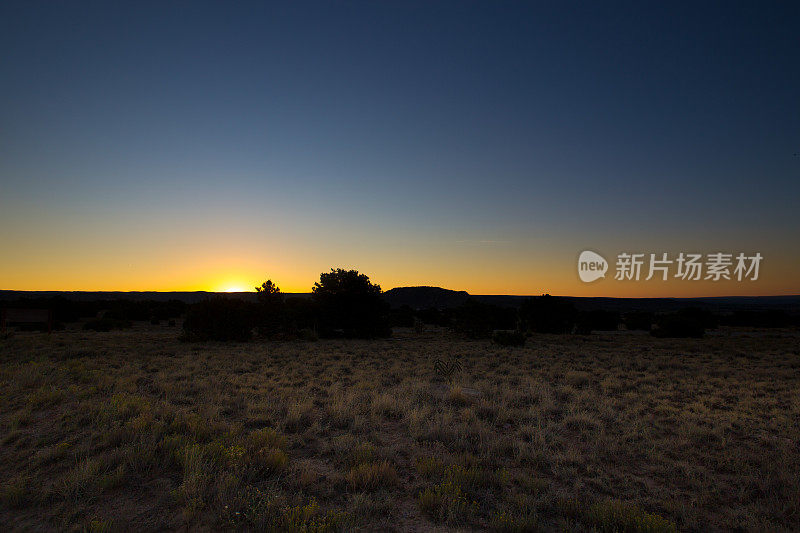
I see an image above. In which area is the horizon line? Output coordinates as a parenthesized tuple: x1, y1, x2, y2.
(1, 289, 799, 300)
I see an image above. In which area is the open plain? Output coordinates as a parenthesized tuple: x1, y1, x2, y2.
(1, 325, 799, 531)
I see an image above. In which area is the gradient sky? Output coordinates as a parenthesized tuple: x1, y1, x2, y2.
(1, 1, 798, 296)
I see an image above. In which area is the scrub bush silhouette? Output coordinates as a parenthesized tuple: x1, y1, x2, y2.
(416, 307, 451, 327)
(181, 298, 254, 341)
(311, 269, 390, 338)
(390, 305, 415, 328)
(452, 300, 516, 339)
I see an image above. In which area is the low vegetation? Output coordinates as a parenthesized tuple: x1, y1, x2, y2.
(1, 324, 799, 530)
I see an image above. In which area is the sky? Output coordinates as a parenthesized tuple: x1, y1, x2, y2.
(1, 1, 798, 296)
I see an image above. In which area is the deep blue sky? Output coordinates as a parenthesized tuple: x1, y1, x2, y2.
(1, 1, 798, 294)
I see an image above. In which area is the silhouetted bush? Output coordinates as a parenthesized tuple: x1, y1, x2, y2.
(83, 318, 132, 332)
(390, 305, 415, 328)
(452, 300, 516, 339)
(312, 269, 390, 338)
(415, 307, 451, 327)
(519, 295, 577, 334)
(575, 310, 620, 334)
(181, 298, 254, 341)
(624, 311, 654, 331)
(492, 330, 526, 346)
(650, 314, 705, 338)
(284, 297, 319, 333)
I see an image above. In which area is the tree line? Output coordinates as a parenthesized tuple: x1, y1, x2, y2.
(2, 269, 796, 339)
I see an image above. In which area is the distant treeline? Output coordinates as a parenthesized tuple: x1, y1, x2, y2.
(402, 299, 799, 339)
(3, 273, 798, 340)
(0, 296, 186, 331)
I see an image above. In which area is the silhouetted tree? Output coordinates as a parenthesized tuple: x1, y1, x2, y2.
(255, 279, 284, 336)
(311, 269, 390, 338)
(256, 279, 281, 304)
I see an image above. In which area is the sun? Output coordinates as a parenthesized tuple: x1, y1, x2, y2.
(221, 285, 247, 293)
(214, 280, 251, 292)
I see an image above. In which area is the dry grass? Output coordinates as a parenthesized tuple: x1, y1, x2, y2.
(1, 324, 799, 531)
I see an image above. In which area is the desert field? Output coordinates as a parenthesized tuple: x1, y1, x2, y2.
(1, 325, 798, 532)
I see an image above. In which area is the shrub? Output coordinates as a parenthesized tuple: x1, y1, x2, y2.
(312, 269, 391, 338)
(346, 461, 398, 491)
(389, 305, 415, 328)
(246, 428, 287, 451)
(452, 300, 516, 339)
(565, 370, 591, 388)
(251, 447, 288, 474)
(181, 298, 254, 341)
(284, 297, 319, 333)
(491, 507, 539, 532)
(586, 499, 677, 533)
(417, 479, 479, 524)
(492, 330, 526, 346)
(416, 307, 451, 327)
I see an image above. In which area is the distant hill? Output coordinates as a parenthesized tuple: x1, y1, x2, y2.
(383, 286, 469, 309)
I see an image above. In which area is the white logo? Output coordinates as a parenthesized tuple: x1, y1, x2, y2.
(578, 251, 608, 282)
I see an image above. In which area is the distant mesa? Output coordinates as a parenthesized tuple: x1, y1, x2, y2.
(382, 286, 470, 310)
